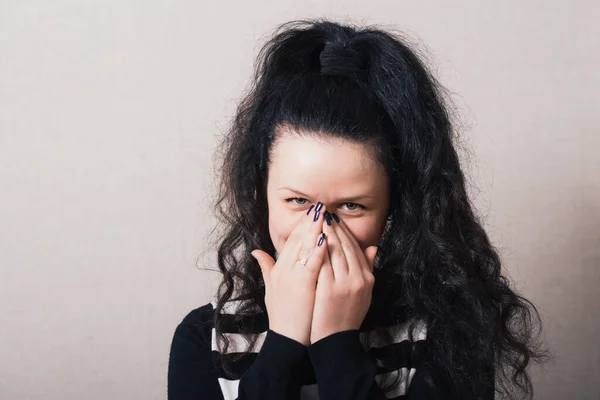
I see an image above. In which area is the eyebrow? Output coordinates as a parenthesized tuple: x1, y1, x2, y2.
(277, 187, 376, 202)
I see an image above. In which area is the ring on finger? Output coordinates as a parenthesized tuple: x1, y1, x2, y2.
(297, 247, 312, 266)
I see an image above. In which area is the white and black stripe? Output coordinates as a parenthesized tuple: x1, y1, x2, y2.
(207, 300, 428, 400)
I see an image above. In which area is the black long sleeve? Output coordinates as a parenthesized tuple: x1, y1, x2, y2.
(168, 320, 382, 400)
(168, 313, 306, 400)
(167, 304, 484, 400)
(307, 328, 477, 400)
(237, 329, 306, 400)
(167, 310, 224, 400)
(308, 329, 385, 399)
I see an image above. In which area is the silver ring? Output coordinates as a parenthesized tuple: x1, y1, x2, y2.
(299, 259, 307, 266)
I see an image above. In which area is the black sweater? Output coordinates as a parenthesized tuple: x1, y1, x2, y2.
(167, 301, 465, 400)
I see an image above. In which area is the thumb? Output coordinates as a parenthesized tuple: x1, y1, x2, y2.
(251, 249, 275, 283)
(364, 246, 378, 272)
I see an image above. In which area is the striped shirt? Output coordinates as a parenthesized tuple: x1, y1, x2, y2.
(168, 300, 458, 400)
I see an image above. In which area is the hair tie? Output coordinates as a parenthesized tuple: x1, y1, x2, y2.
(319, 41, 367, 80)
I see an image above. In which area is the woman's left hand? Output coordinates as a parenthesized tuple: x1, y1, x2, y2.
(309, 212, 379, 344)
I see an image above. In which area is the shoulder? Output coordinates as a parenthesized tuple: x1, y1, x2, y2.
(178, 302, 215, 327)
(169, 302, 216, 354)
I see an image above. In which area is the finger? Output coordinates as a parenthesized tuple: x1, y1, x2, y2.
(318, 235, 335, 283)
(334, 214, 378, 272)
(329, 213, 365, 276)
(251, 249, 275, 284)
(332, 214, 362, 250)
(277, 239, 304, 270)
(304, 232, 327, 275)
(330, 214, 368, 275)
(322, 213, 349, 279)
(279, 202, 325, 268)
(295, 203, 327, 271)
(364, 246, 378, 273)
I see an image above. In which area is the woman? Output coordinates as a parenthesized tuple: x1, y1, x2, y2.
(168, 18, 548, 400)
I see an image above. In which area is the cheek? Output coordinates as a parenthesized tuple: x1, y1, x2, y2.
(268, 209, 298, 253)
(346, 218, 386, 249)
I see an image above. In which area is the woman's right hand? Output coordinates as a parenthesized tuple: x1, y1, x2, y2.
(250, 202, 328, 346)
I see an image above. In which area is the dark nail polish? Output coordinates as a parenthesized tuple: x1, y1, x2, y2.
(307, 205, 315, 215)
(315, 201, 323, 212)
(313, 210, 320, 222)
(318, 233, 325, 247)
(331, 213, 340, 223)
(324, 211, 332, 226)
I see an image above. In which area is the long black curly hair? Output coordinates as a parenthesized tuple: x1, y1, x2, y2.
(204, 18, 550, 400)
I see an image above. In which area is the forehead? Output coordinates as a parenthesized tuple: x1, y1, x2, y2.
(268, 126, 387, 190)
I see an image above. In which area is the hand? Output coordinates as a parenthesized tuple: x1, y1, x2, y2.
(310, 212, 378, 344)
(251, 203, 329, 346)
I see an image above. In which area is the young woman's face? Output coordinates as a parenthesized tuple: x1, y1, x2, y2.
(266, 125, 390, 256)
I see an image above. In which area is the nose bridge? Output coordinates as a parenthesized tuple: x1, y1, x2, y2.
(313, 185, 347, 209)
(314, 195, 334, 211)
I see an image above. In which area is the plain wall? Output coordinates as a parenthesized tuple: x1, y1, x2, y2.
(1, 1, 598, 399)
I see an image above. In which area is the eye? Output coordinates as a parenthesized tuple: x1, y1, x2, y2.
(342, 202, 367, 211)
(285, 197, 309, 206)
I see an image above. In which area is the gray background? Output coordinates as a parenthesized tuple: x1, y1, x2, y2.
(1, 1, 598, 399)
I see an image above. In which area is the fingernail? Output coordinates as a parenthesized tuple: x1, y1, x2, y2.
(331, 213, 340, 223)
(307, 205, 315, 215)
(318, 233, 325, 246)
(324, 211, 332, 226)
(315, 201, 323, 212)
(313, 210, 320, 222)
